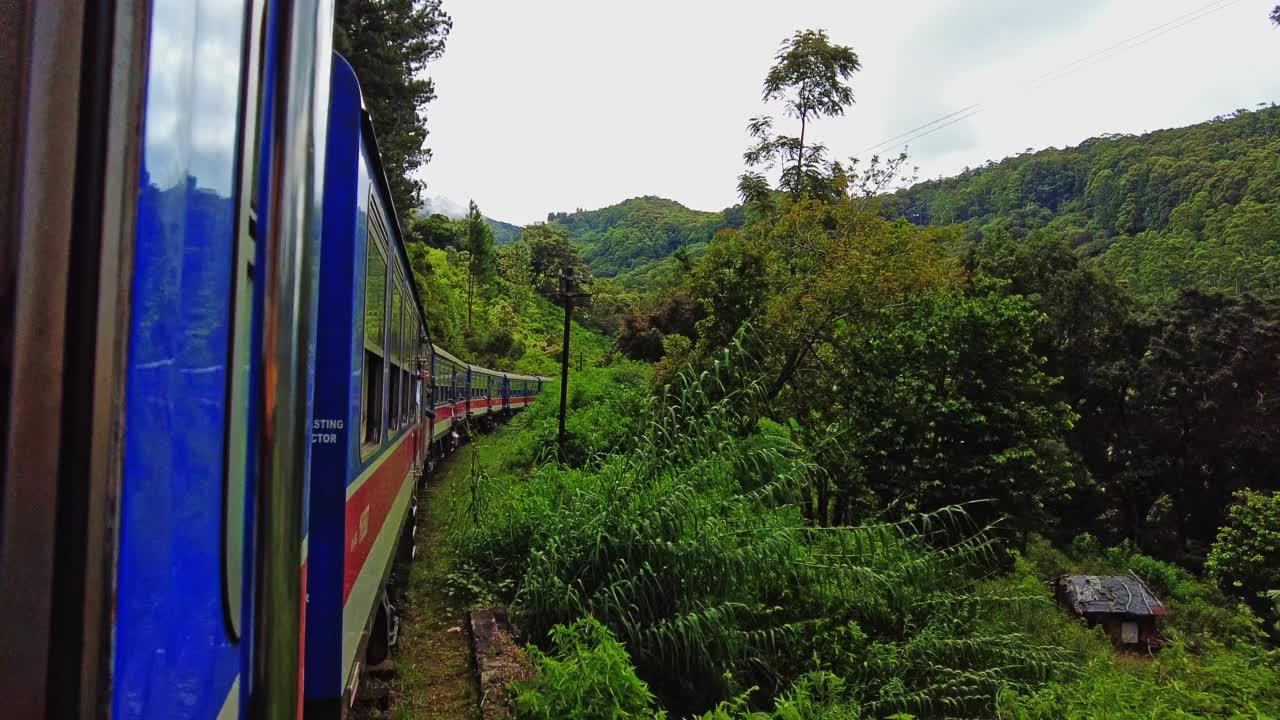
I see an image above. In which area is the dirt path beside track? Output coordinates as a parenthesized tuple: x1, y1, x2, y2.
(354, 434, 501, 720)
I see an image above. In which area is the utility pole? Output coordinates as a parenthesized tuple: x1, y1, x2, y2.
(557, 269, 590, 463)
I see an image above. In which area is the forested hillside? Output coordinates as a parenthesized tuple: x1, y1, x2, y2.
(548, 196, 743, 287)
(887, 105, 1280, 301)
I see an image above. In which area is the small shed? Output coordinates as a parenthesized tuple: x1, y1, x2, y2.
(1053, 574, 1167, 650)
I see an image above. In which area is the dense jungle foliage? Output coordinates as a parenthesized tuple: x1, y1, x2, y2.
(452, 360, 1278, 719)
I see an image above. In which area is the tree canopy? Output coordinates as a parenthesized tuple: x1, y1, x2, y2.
(335, 0, 452, 214)
(742, 29, 861, 200)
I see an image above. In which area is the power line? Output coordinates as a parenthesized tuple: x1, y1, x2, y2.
(1029, 0, 1236, 87)
(857, 0, 1242, 158)
(876, 107, 985, 155)
(1034, 0, 1240, 87)
(858, 104, 979, 156)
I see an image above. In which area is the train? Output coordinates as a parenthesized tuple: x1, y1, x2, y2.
(0, 2, 545, 719)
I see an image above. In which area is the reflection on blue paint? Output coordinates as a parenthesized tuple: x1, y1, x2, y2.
(114, 0, 249, 717)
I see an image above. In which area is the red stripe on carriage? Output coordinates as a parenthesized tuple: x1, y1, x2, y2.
(342, 429, 417, 603)
(299, 558, 307, 716)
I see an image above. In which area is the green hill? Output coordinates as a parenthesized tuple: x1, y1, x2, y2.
(887, 105, 1280, 301)
(485, 216, 522, 246)
(548, 196, 744, 286)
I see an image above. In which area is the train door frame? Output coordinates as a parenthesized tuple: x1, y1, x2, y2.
(0, 2, 149, 716)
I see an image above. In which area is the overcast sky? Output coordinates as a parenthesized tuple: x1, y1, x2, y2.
(418, 0, 1280, 224)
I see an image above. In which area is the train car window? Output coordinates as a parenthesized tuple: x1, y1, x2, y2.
(403, 369, 411, 425)
(220, 0, 270, 642)
(362, 235, 387, 452)
(439, 363, 446, 406)
(436, 360, 448, 405)
(401, 306, 412, 426)
(388, 286, 402, 430)
(431, 355, 440, 405)
(413, 319, 420, 417)
(408, 323, 415, 420)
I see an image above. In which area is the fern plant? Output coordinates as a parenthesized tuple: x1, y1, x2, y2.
(454, 337, 1081, 717)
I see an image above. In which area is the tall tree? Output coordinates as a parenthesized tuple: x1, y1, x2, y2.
(335, 0, 452, 215)
(1126, 291, 1280, 551)
(462, 200, 496, 332)
(969, 232, 1146, 542)
(826, 283, 1078, 532)
(523, 223, 587, 298)
(742, 29, 860, 199)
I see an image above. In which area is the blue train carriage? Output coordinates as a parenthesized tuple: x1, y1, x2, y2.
(305, 53, 431, 716)
(1, 1, 336, 718)
(506, 368, 542, 409)
(468, 365, 501, 427)
(506, 373, 526, 410)
(429, 343, 470, 451)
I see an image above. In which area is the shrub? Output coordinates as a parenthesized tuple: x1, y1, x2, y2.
(695, 672, 860, 720)
(1070, 532, 1101, 560)
(509, 617, 665, 720)
(1000, 643, 1280, 719)
(1126, 553, 1264, 649)
(500, 361, 652, 469)
(1206, 490, 1280, 614)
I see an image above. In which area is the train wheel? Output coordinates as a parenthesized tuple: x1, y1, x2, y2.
(365, 592, 400, 669)
(396, 506, 416, 569)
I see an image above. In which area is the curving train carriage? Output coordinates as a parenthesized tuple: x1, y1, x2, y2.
(0, 3, 545, 719)
(308, 54, 546, 715)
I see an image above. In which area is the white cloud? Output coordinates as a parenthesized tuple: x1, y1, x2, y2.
(417, 0, 1280, 224)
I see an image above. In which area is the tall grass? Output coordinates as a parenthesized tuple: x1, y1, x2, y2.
(453, 342, 1081, 717)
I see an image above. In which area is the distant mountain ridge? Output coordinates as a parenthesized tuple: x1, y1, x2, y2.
(420, 195, 521, 245)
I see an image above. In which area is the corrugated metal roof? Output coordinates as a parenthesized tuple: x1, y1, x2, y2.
(1056, 575, 1168, 616)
